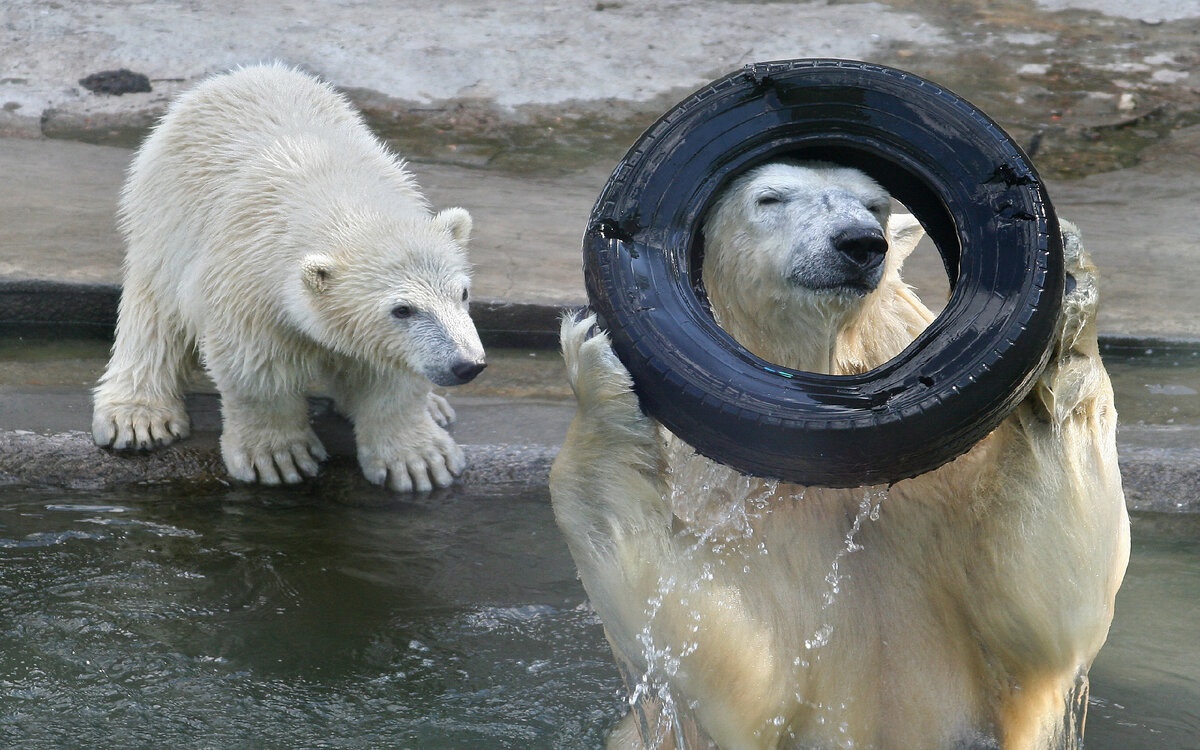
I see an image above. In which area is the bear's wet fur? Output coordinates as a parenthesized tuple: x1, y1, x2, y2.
(93, 63, 485, 492)
(551, 162, 1129, 748)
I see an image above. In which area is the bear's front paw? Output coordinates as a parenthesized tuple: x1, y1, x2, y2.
(427, 392, 456, 427)
(220, 429, 328, 485)
(560, 312, 640, 412)
(358, 428, 466, 493)
(92, 400, 190, 450)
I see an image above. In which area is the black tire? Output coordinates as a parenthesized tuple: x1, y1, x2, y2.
(583, 59, 1064, 488)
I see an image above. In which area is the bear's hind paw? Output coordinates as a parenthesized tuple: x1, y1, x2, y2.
(92, 401, 190, 450)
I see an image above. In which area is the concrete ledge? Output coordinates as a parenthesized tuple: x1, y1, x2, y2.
(1120, 453, 1200, 513)
(470, 300, 575, 349)
(1, 427, 1193, 513)
(0, 390, 560, 495)
(5, 279, 1199, 351)
(0, 429, 554, 495)
(0, 280, 119, 336)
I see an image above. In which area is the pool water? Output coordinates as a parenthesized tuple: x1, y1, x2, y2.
(1086, 514, 1200, 748)
(0, 484, 622, 748)
(0, 481, 1196, 748)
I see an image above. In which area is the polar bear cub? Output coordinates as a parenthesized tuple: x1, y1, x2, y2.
(92, 63, 486, 492)
(551, 162, 1128, 748)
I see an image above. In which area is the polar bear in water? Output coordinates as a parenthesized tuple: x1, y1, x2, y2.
(551, 161, 1129, 748)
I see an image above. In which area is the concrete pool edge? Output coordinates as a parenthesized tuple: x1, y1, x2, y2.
(2, 427, 1194, 514)
(0, 429, 555, 496)
(0, 280, 574, 350)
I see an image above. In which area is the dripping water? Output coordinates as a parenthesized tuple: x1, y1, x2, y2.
(629, 442, 889, 747)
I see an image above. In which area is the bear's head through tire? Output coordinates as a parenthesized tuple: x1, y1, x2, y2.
(582, 59, 1065, 488)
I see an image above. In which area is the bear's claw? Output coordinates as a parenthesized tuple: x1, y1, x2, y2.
(427, 392, 457, 427)
(92, 401, 191, 451)
(221, 430, 327, 485)
(358, 428, 465, 493)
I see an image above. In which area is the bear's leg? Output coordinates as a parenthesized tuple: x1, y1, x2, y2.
(551, 312, 673, 560)
(92, 290, 191, 450)
(1021, 220, 1116, 431)
(333, 363, 465, 493)
(203, 338, 327, 485)
(551, 313, 684, 746)
(553, 315, 797, 748)
(986, 221, 1128, 748)
(215, 387, 328, 485)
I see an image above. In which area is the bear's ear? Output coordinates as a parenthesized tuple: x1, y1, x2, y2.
(435, 207, 472, 245)
(300, 253, 337, 295)
(887, 213, 925, 264)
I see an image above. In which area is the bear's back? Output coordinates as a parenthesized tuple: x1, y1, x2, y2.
(116, 63, 424, 333)
(124, 63, 395, 209)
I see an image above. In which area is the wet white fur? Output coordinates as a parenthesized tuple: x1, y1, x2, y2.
(551, 163, 1129, 748)
(92, 63, 484, 492)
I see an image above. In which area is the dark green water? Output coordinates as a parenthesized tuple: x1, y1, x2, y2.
(1086, 514, 1200, 748)
(1, 482, 1197, 748)
(0, 484, 622, 748)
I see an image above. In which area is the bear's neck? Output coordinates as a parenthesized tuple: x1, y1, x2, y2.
(712, 292, 854, 375)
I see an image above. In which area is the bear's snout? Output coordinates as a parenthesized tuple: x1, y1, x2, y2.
(833, 228, 887, 271)
(426, 357, 485, 387)
(450, 358, 487, 384)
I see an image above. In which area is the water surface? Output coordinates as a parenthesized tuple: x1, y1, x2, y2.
(1, 482, 1196, 748)
(0, 484, 621, 748)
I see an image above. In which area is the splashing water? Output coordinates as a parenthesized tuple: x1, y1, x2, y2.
(623, 449, 785, 746)
(785, 489, 886, 748)
(629, 442, 890, 747)
(817, 489, 885, 610)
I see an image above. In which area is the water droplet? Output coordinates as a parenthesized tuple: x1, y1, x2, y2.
(805, 624, 833, 650)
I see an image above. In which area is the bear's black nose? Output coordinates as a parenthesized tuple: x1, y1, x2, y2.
(451, 360, 487, 384)
(833, 229, 888, 270)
